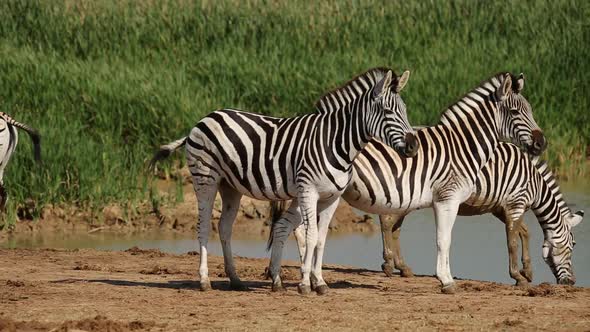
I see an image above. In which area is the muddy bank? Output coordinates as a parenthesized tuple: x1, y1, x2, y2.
(3, 179, 377, 238)
(0, 248, 588, 331)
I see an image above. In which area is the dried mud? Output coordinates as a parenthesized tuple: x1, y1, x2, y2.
(0, 248, 589, 331)
(5, 180, 376, 238)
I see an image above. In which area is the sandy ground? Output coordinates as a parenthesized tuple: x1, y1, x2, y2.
(0, 248, 589, 332)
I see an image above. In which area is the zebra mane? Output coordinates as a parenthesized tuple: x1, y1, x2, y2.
(314, 67, 397, 114)
(530, 157, 573, 219)
(439, 72, 508, 124)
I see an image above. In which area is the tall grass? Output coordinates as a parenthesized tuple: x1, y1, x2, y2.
(0, 0, 588, 222)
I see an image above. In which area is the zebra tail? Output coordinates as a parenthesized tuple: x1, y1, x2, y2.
(148, 137, 187, 171)
(29, 129, 41, 163)
(5, 117, 42, 163)
(266, 200, 289, 251)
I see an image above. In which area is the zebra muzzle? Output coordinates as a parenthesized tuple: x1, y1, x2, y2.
(558, 276, 575, 285)
(402, 133, 419, 157)
(528, 130, 547, 156)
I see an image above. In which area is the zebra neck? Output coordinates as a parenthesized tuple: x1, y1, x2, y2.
(437, 97, 500, 180)
(530, 161, 571, 234)
(315, 102, 372, 171)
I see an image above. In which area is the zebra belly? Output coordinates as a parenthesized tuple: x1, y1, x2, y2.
(342, 182, 434, 215)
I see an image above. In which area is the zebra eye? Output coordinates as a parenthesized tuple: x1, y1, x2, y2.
(510, 108, 519, 116)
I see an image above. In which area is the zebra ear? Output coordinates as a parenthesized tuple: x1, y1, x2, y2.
(568, 210, 584, 228)
(372, 70, 393, 99)
(515, 73, 525, 93)
(496, 73, 513, 101)
(396, 70, 411, 93)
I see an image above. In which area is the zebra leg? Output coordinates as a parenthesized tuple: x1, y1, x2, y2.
(381, 215, 413, 277)
(312, 196, 340, 295)
(502, 212, 529, 287)
(193, 176, 219, 292)
(433, 200, 460, 294)
(293, 218, 306, 262)
(268, 200, 301, 292)
(517, 219, 533, 282)
(218, 183, 245, 290)
(297, 186, 319, 295)
(391, 216, 414, 277)
(0, 182, 7, 213)
(380, 214, 396, 277)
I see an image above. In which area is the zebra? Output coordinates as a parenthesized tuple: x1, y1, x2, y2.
(149, 67, 419, 294)
(267, 72, 547, 294)
(289, 142, 583, 286)
(0, 112, 41, 213)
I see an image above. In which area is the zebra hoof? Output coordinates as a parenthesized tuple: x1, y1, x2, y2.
(200, 280, 212, 292)
(271, 283, 287, 293)
(520, 269, 533, 283)
(515, 279, 529, 288)
(441, 283, 457, 294)
(230, 281, 249, 291)
(315, 284, 329, 296)
(297, 284, 312, 295)
(400, 268, 415, 278)
(381, 263, 395, 277)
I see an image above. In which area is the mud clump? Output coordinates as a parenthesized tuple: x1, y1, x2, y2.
(262, 266, 299, 281)
(459, 281, 502, 292)
(5, 280, 25, 288)
(140, 265, 180, 275)
(0, 317, 49, 332)
(125, 246, 166, 257)
(53, 315, 155, 332)
(525, 283, 569, 297)
(494, 318, 524, 328)
(73, 262, 121, 273)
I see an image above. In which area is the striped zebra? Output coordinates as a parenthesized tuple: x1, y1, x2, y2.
(375, 142, 582, 286)
(149, 68, 419, 294)
(0, 112, 41, 212)
(267, 72, 547, 294)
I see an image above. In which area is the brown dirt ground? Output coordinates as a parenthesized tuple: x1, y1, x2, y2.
(0, 248, 589, 331)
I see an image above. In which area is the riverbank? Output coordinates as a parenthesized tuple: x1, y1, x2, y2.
(0, 179, 377, 241)
(0, 248, 588, 331)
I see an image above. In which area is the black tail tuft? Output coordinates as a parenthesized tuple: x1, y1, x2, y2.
(266, 200, 289, 251)
(148, 147, 173, 172)
(29, 130, 41, 163)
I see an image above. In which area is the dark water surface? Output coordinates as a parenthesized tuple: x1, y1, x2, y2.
(3, 184, 589, 287)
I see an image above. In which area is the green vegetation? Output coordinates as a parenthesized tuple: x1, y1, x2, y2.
(0, 0, 588, 224)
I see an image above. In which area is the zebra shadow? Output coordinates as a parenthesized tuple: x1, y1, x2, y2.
(52, 278, 268, 291)
(323, 266, 435, 279)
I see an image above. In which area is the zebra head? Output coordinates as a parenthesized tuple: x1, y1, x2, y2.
(369, 70, 419, 158)
(495, 73, 547, 156)
(542, 210, 583, 285)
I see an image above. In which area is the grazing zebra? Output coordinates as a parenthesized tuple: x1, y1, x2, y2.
(0, 112, 41, 212)
(268, 72, 547, 294)
(327, 142, 583, 286)
(150, 68, 419, 294)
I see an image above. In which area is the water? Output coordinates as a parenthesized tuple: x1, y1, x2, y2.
(2, 185, 589, 287)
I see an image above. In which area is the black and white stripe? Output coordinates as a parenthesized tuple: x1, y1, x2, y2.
(372, 142, 581, 286)
(0, 112, 41, 212)
(150, 68, 417, 294)
(268, 72, 547, 293)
